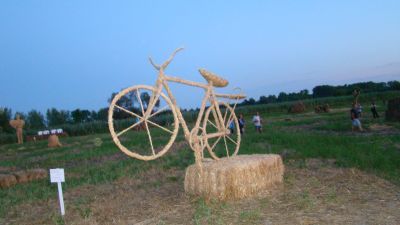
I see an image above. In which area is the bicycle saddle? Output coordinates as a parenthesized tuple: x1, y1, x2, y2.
(199, 68, 229, 87)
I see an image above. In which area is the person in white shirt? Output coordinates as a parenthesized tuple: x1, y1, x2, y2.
(252, 112, 263, 133)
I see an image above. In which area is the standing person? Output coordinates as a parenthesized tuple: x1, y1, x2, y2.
(357, 103, 363, 118)
(370, 102, 379, 118)
(229, 120, 235, 135)
(238, 114, 245, 134)
(252, 112, 263, 133)
(351, 103, 363, 132)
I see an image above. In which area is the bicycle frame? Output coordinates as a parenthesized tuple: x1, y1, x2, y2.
(108, 48, 245, 164)
(144, 68, 230, 143)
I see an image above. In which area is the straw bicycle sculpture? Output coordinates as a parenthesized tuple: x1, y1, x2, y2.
(108, 48, 245, 168)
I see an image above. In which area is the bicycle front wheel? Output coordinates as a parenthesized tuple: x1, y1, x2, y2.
(108, 85, 179, 161)
(202, 102, 241, 159)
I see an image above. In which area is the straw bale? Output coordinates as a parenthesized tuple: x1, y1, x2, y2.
(13, 171, 29, 183)
(48, 134, 62, 147)
(0, 174, 17, 188)
(314, 106, 322, 113)
(0, 166, 17, 173)
(386, 97, 400, 121)
(288, 101, 306, 113)
(26, 169, 47, 180)
(322, 104, 330, 112)
(184, 154, 284, 200)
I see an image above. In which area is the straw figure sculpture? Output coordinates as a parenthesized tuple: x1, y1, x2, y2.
(108, 48, 285, 200)
(353, 88, 361, 105)
(185, 154, 284, 200)
(48, 134, 62, 148)
(9, 115, 25, 144)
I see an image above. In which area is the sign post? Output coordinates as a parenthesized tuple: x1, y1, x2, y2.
(50, 168, 65, 216)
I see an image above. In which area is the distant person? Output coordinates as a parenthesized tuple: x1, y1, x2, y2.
(356, 103, 363, 118)
(370, 102, 379, 118)
(238, 114, 245, 134)
(229, 120, 235, 135)
(252, 112, 263, 133)
(351, 103, 363, 132)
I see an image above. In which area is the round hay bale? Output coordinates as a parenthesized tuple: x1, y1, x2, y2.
(322, 104, 330, 112)
(386, 97, 400, 121)
(288, 101, 306, 113)
(0, 174, 17, 188)
(48, 135, 62, 147)
(314, 106, 321, 113)
(13, 171, 29, 183)
(184, 154, 284, 201)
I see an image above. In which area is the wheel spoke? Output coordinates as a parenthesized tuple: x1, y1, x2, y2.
(136, 89, 146, 116)
(117, 120, 142, 137)
(146, 119, 174, 134)
(115, 105, 142, 118)
(207, 119, 218, 129)
(211, 108, 222, 129)
(223, 106, 228, 124)
(223, 136, 229, 157)
(148, 105, 169, 119)
(210, 136, 222, 151)
(226, 135, 237, 145)
(144, 121, 155, 156)
(225, 113, 234, 128)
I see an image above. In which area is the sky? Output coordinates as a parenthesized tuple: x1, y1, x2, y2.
(1, 0, 399, 113)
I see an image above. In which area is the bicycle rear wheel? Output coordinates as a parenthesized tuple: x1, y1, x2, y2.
(202, 102, 241, 159)
(108, 85, 179, 161)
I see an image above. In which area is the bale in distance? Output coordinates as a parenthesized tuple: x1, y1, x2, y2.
(288, 101, 306, 113)
(48, 134, 62, 147)
(386, 97, 400, 121)
(0, 174, 17, 188)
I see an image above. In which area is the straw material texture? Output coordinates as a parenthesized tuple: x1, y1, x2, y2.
(48, 134, 62, 147)
(199, 69, 229, 87)
(0, 174, 17, 188)
(184, 154, 284, 200)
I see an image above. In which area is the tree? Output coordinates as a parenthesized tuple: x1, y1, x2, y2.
(46, 108, 71, 126)
(96, 108, 108, 121)
(248, 98, 256, 105)
(312, 85, 336, 98)
(258, 96, 269, 104)
(388, 81, 400, 90)
(278, 92, 288, 102)
(27, 110, 45, 129)
(71, 109, 92, 123)
(0, 107, 13, 133)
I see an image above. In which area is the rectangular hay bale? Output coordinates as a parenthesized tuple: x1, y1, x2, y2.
(184, 154, 284, 200)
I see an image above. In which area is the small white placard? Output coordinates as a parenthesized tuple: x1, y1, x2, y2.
(50, 168, 65, 183)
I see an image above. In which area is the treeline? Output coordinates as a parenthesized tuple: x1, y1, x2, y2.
(1, 80, 399, 144)
(240, 80, 400, 106)
(0, 107, 109, 132)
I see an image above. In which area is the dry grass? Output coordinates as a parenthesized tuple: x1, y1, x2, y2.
(4, 159, 400, 225)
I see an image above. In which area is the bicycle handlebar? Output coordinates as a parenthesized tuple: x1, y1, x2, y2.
(148, 47, 184, 71)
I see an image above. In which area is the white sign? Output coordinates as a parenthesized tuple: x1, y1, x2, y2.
(49, 168, 66, 216)
(50, 168, 65, 183)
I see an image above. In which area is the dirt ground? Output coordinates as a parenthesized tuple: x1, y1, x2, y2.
(4, 159, 400, 225)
